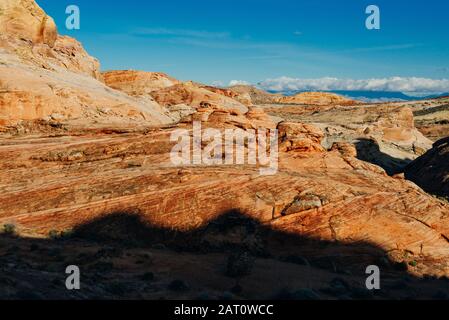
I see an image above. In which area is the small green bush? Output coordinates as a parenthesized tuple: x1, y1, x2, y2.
(48, 230, 60, 239)
(2, 224, 16, 235)
(60, 229, 74, 239)
(409, 260, 418, 267)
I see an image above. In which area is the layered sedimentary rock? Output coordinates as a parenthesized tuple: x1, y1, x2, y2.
(103, 70, 180, 95)
(1, 119, 449, 278)
(0, 0, 57, 47)
(199, 85, 252, 106)
(265, 103, 433, 174)
(405, 137, 449, 200)
(276, 92, 357, 106)
(229, 85, 282, 104)
(0, 1, 173, 128)
(278, 122, 325, 153)
(149, 81, 248, 114)
(413, 100, 449, 142)
(1, 0, 449, 300)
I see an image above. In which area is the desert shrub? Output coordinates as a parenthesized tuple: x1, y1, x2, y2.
(2, 224, 16, 235)
(48, 230, 60, 239)
(60, 229, 74, 239)
(409, 260, 418, 267)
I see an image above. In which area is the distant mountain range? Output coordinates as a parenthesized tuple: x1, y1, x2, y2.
(266, 90, 449, 103)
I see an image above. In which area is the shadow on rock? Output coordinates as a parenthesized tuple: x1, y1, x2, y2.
(1, 209, 449, 300)
(355, 138, 412, 175)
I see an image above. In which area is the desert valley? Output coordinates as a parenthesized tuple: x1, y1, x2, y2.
(0, 0, 449, 300)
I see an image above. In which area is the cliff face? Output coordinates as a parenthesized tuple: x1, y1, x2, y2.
(0, 0, 57, 47)
(0, 0, 174, 128)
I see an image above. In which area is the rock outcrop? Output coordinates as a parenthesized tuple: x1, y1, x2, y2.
(229, 85, 282, 104)
(0, 1, 173, 128)
(405, 137, 449, 200)
(0, 0, 57, 47)
(1, 123, 449, 280)
(150, 81, 248, 114)
(413, 101, 449, 142)
(276, 92, 357, 106)
(103, 70, 180, 95)
(199, 85, 252, 106)
(278, 122, 325, 153)
(265, 103, 433, 174)
(1, 0, 449, 301)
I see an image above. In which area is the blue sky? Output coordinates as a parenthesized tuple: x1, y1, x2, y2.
(37, 0, 449, 92)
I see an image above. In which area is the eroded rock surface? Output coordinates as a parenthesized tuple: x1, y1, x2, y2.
(405, 137, 449, 200)
(276, 91, 357, 106)
(265, 103, 432, 174)
(1, 0, 449, 301)
(0, 1, 172, 128)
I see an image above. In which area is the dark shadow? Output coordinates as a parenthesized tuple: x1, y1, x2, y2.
(413, 104, 449, 117)
(1, 209, 448, 300)
(354, 138, 413, 175)
(404, 137, 449, 200)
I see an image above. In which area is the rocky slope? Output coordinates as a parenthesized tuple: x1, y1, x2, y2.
(1, 0, 449, 301)
(103, 70, 180, 95)
(198, 84, 252, 106)
(405, 137, 449, 200)
(148, 81, 249, 114)
(276, 92, 358, 106)
(229, 85, 282, 104)
(413, 99, 449, 142)
(264, 103, 432, 174)
(0, 0, 173, 129)
(0, 0, 57, 47)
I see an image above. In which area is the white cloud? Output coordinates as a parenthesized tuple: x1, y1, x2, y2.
(132, 28, 230, 39)
(211, 80, 224, 87)
(258, 76, 449, 94)
(229, 80, 251, 86)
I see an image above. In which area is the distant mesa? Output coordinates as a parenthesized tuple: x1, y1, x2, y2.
(229, 85, 283, 105)
(275, 91, 358, 106)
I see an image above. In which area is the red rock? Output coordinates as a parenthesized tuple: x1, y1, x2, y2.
(276, 92, 358, 106)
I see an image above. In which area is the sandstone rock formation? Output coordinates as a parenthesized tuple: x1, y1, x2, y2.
(149, 81, 248, 114)
(413, 100, 449, 142)
(264, 103, 432, 174)
(229, 85, 282, 104)
(1, 0, 449, 301)
(103, 70, 180, 95)
(405, 137, 449, 200)
(1, 121, 449, 280)
(0, 1, 173, 128)
(199, 85, 252, 106)
(0, 0, 57, 47)
(181, 103, 275, 130)
(278, 122, 325, 153)
(276, 91, 357, 106)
